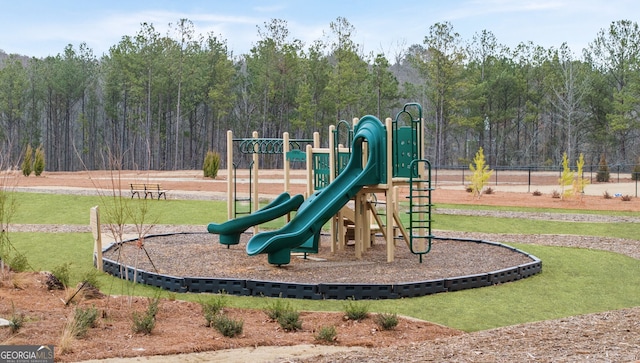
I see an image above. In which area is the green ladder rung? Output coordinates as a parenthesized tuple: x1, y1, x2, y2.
(411, 216, 433, 220)
(410, 203, 432, 208)
(409, 209, 431, 213)
(410, 214, 431, 219)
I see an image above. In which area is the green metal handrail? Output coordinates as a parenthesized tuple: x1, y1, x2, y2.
(234, 138, 313, 154)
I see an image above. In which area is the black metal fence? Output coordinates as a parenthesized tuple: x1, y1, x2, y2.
(433, 165, 640, 197)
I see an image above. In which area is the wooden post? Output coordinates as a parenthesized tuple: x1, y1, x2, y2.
(328, 125, 340, 252)
(252, 131, 259, 235)
(283, 132, 290, 194)
(305, 144, 313, 199)
(385, 117, 395, 262)
(90, 206, 103, 271)
(227, 130, 234, 220)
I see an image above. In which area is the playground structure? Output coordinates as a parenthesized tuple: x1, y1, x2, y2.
(209, 103, 434, 265)
(96, 102, 542, 300)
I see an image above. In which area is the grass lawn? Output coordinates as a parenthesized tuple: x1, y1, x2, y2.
(6, 192, 640, 332)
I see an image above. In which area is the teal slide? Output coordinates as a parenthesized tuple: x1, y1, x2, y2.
(207, 192, 304, 246)
(246, 115, 387, 265)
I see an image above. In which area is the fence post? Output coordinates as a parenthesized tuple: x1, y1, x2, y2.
(528, 167, 531, 193)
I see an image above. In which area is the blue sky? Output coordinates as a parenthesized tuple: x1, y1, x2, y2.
(1, 0, 638, 59)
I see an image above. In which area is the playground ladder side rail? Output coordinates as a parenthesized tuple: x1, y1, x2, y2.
(407, 159, 434, 263)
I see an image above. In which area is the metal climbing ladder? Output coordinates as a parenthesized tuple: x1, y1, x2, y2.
(407, 159, 434, 263)
(232, 161, 253, 218)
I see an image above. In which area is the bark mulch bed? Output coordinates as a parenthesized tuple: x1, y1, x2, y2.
(103, 233, 534, 285)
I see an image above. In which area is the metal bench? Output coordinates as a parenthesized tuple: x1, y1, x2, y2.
(130, 184, 167, 200)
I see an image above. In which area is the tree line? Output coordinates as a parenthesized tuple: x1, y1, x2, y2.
(0, 17, 639, 171)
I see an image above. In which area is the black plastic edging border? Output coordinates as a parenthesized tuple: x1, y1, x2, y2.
(101, 233, 542, 300)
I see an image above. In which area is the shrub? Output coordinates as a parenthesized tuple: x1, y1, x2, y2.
(484, 187, 494, 195)
(212, 315, 243, 337)
(9, 302, 24, 334)
(573, 153, 589, 198)
(8, 252, 29, 272)
(203, 150, 221, 178)
(132, 296, 160, 335)
(277, 310, 302, 331)
(73, 306, 99, 338)
(596, 154, 610, 182)
(621, 195, 633, 202)
(58, 305, 99, 353)
(551, 190, 561, 199)
(603, 191, 612, 199)
(374, 312, 399, 330)
(315, 325, 337, 343)
(201, 295, 227, 327)
(264, 298, 292, 321)
(51, 263, 71, 288)
(559, 152, 574, 199)
(343, 299, 369, 321)
(466, 147, 493, 199)
(532, 190, 542, 196)
(21, 144, 33, 177)
(80, 269, 101, 290)
(33, 145, 45, 176)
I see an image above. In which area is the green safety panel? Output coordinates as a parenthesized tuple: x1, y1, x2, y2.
(286, 149, 306, 162)
(313, 152, 330, 190)
(335, 152, 351, 177)
(394, 126, 419, 178)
